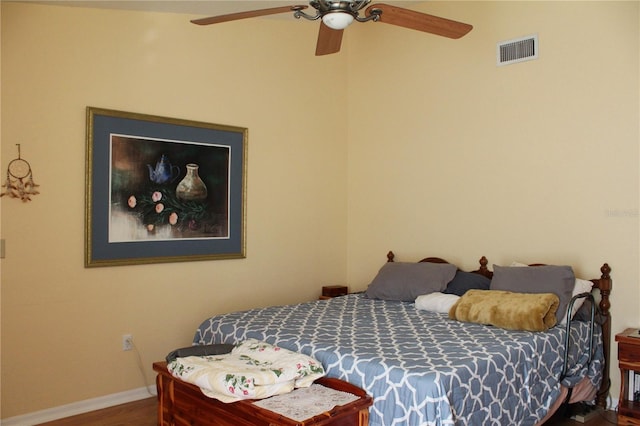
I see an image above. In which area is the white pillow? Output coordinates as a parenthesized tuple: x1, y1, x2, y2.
(415, 292, 460, 314)
(560, 278, 594, 325)
(510, 261, 593, 324)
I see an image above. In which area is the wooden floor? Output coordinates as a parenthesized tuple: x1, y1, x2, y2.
(37, 398, 157, 426)
(36, 397, 619, 426)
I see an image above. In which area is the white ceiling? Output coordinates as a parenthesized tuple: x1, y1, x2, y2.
(18, 0, 420, 18)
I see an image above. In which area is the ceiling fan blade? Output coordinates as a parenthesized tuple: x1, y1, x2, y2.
(315, 22, 343, 56)
(365, 3, 472, 39)
(191, 5, 308, 25)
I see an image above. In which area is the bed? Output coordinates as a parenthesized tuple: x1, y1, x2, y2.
(158, 252, 612, 426)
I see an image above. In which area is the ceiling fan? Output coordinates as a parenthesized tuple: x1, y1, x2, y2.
(191, 0, 473, 56)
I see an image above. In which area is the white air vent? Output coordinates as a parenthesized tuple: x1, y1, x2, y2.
(497, 34, 538, 66)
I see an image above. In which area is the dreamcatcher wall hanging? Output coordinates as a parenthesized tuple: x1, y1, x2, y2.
(1, 144, 40, 202)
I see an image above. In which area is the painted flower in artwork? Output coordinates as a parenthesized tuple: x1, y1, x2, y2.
(127, 195, 137, 208)
(169, 212, 178, 226)
(126, 187, 211, 234)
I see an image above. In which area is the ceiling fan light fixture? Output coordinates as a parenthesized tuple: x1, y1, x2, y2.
(322, 11, 354, 30)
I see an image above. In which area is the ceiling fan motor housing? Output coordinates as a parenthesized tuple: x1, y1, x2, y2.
(310, 0, 371, 15)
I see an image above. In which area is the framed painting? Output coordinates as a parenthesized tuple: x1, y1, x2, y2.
(85, 107, 247, 267)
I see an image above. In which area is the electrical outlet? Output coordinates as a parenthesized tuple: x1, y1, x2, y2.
(122, 334, 133, 351)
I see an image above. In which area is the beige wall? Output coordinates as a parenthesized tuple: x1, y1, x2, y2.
(1, 0, 638, 420)
(346, 0, 639, 404)
(1, 2, 349, 418)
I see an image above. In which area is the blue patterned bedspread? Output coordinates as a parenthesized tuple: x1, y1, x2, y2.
(193, 294, 603, 426)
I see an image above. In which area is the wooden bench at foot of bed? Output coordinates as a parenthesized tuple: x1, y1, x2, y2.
(153, 361, 373, 426)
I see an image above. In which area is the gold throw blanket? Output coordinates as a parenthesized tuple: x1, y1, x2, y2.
(449, 289, 559, 332)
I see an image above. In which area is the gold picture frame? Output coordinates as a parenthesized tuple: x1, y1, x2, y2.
(85, 107, 247, 267)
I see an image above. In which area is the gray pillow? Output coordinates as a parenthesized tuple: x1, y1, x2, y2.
(491, 265, 575, 323)
(443, 270, 491, 296)
(365, 262, 458, 302)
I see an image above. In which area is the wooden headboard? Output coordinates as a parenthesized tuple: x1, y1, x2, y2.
(385, 250, 612, 408)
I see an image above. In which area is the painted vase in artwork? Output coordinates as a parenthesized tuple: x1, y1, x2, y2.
(176, 163, 208, 201)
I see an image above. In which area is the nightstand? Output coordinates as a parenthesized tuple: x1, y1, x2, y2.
(616, 328, 640, 425)
(319, 285, 348, 300)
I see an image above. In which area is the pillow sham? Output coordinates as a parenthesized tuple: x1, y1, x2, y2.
(509, 262, 593, 324)
(365, 262, 457, 302)
(415, 292, 460, 314)
(491, 265, 575, 324)
(443, 270, 491, 296)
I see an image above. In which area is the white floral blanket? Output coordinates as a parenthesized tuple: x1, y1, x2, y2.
(168, 338, 325, 402)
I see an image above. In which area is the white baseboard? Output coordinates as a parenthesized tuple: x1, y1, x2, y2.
(1, 386, 156, 426)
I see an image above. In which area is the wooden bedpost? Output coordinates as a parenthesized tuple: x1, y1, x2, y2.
(478, 256, 493, 279)
(387, 251, 395, 262)
(595, 263, 612, 409)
